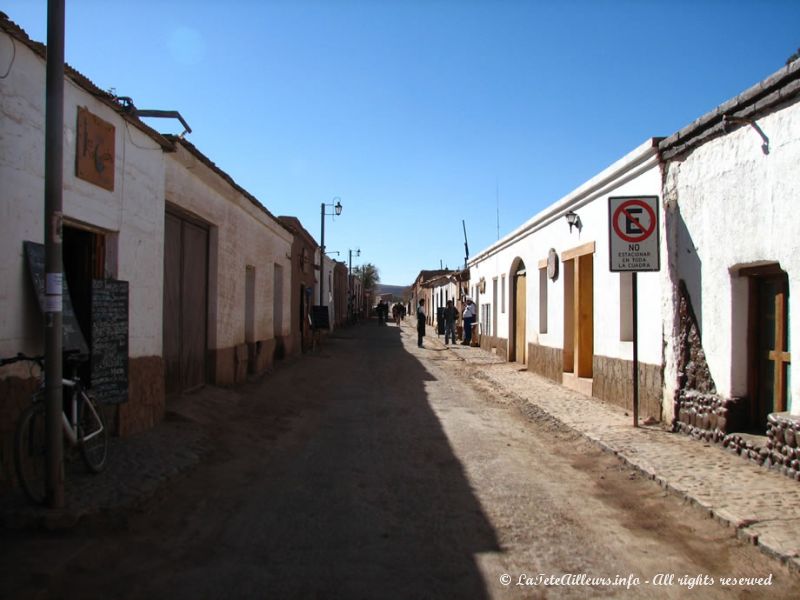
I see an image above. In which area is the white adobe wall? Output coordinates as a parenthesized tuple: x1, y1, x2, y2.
(470, 141, 663, 366)
(0, 29, 165, 359)
(164, 145, 293, 351)
(662, 100, 800, 414)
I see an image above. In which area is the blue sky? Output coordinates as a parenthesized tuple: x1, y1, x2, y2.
(4, 1, 799, 285)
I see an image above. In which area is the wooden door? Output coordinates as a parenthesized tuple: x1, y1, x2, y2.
(163, 212, 208, 394)
(515, 272, 527, 364)
(751, 274, 791, 426)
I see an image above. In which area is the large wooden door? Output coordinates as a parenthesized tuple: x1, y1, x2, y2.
(514, 271, 527, 364)
(164, 212, 209, 394)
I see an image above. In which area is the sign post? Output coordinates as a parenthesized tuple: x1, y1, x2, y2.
(608, 196, 660, 427)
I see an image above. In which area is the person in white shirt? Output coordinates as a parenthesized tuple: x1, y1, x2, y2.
(462, 298, 476, 346)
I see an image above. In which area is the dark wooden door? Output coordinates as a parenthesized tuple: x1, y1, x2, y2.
(752, 274, 790, 425)
(164, 212, 209, 394)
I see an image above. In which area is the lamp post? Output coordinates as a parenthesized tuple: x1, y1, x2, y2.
(319, 198, 342, 306)
(348, 248, 360, 323)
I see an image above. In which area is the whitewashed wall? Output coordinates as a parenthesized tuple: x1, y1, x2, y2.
(470, 140, 663, 366)
(165, 143, 293, 351)
(662, 100, 800, 415)
(0, 29, 165, 360)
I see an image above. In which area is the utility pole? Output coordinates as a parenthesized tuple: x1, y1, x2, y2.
(44, 0, 66, 508)
(462, 220, 470, 271)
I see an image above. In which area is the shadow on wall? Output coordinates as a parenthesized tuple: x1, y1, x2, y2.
(676, 207, 703, 335)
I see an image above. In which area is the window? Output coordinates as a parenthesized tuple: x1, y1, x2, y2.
(501, 274, 506, 313)
(482, 304, 491, 336)
(274, 264, 284, 337)
(539, 267, 548, 333)
(245, 266, 256, 343)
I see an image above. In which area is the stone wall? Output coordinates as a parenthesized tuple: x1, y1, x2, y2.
(674, 392, 745, 441)
(593, 355, 662, 419)
(528, 343, 561, 383)
(763, 413, 800, 481)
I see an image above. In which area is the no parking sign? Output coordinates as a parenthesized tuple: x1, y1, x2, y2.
(608, 196, 660, 272)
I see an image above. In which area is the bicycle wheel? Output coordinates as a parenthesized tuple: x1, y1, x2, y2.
(78, 392, 108, 473)
(14, 402, 47, 505)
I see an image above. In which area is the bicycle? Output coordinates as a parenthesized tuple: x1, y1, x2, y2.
(2, 351, 108, 505)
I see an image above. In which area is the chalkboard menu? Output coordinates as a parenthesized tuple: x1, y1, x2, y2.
(311, 305, 330, 330)
(23, 241, 88, 354)
(91, 279, 129, 404)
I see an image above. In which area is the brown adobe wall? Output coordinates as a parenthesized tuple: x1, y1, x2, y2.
(118, 356, 166, 437)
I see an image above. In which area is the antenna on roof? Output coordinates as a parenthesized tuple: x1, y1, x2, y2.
(462, 220, 469, 270)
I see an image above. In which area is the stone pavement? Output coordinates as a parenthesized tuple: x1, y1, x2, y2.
(0, 388, 227, 530)
(423, 327, 800, 573)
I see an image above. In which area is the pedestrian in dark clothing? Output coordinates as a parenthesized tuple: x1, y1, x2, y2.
(443, 299, 458, 345)
(417, 299, 426, 348)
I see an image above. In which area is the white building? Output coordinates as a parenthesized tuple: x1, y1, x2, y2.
(660, 59, 800, 456)
(0, 14, 172, 455)
(469, 140, 664, 418)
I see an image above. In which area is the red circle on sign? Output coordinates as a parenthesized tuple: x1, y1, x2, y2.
(612, 200, 656, 243)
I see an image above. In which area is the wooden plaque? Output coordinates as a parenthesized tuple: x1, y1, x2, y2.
(76, 106, 115, 191)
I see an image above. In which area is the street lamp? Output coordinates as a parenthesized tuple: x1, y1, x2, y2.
(348, 248, 361, 322)
(319, 197, 342, 305)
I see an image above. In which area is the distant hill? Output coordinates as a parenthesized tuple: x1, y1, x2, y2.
(374, 284, 409, 299)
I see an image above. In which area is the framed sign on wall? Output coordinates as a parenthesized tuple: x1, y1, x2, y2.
(76, 106, 115, 191)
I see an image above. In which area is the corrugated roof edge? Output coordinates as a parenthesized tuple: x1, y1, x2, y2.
(0, 11, 173, 152)
(166, 135, 294, 238)
(659, 59, 800, 160)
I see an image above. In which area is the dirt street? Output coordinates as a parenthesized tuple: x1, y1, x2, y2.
(2, 320, 799, 599)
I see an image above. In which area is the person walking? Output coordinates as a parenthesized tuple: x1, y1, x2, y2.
(443, 299, 458, 345)
(417, 299, 427, 348)
(461, 297, 476, 346)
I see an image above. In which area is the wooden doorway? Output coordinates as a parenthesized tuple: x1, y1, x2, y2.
(745, 266, 791, 429)
(510, 260, 526, 364)
(163, 211, 209, 394)
(563, 243, 594, 379)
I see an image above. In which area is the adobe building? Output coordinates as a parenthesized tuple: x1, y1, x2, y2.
(0, 13, 172, 491)
(660, 59, 800, 468)
(163, 138, 294, 391)
(279, 216, 318, 353)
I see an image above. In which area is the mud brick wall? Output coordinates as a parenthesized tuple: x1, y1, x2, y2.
(528, 343, 561, 383)
(593, 356, 663, 419)
(118, 356, 165, 437)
